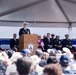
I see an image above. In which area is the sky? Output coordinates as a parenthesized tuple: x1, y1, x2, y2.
(0, 26, 76, 39)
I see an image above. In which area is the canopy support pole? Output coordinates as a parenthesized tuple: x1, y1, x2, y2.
(55, 0, 72, 39)
(68, 23, 72, 39)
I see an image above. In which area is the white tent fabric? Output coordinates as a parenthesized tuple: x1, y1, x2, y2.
(0, 0, 76, 39)
(0, 0, 67, 22)
(0, 0, 76, 27)
(59, 0, 76, 22)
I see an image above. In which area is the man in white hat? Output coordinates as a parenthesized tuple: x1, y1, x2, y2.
(19, 22, 31, 36)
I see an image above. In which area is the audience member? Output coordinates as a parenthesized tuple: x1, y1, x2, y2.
(47, 49, 56, 56)
(56, 50, 62, 62)
(60, 55, 74, 74)
(47, 56, 57, 64)
(39, 59, 47, 67)
(70, 52, 76, 74)
(20, 49, 28, 57)
(36, 49, 47, 67)
(62, 47, 73, 61)
(0, 51, 11, 75)
(16, 58, 31, 75)
(6, 52, 23, 75)
(43, 64, 62, 75)
(30, 55, 43, 75)
(6, 49, 14, 58)
(36, 49, 43, 58)
(42, 52, 49, 60)
(0, 60, 7, 75)
(1, 33, 76, 75)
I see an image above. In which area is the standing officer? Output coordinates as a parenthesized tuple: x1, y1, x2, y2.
(19, 22, 31, 36)
(62, 34, 76, 52)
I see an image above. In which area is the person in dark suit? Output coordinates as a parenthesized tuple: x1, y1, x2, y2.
(54, 36, 62, 50)
(19, 22, 31, 36)
(62, 34, 72, 48)
(43, 33, 53, 52)
(51, 34, 55, 48)
(10, 33, 19, 51)
(62, 34, 76, 52)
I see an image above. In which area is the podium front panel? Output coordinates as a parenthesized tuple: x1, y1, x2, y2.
(19, 34, 38, 55)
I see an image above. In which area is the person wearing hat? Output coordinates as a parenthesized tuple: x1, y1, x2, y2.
(51, 34, 55, 48)
(62, 34, 72, 48)
(60, 55, 74, 74)
(19, 22, 31, 36)
(20, 49, 28, 57)
(54, 36, 62, 50)
(62, 34, 76, 52)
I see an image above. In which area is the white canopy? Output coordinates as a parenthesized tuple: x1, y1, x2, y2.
(0, 0, 76, 27)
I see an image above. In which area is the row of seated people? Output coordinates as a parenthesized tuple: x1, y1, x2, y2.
(0, 47, 76, 75)
(10, 33, 76, 53)
(38, 33, 76, 52)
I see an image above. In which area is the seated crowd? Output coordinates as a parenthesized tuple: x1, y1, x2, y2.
(10, 33, 76, 53)
(38, 33, 76, 53)
(0, 33, 76, 75)
(0, 47, 76, 75)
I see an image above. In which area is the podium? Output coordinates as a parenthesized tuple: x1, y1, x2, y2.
(19, 34, 38, 55)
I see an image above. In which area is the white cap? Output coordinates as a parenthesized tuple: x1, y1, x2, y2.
(62, 47, 70, 53)
(47, 49, 55, 54)
(30, 55, 41, 65)
(66, 52, 73, 59)
(10, 52, 23, 63)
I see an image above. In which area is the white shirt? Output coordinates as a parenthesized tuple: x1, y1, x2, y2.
(62, 66, 71, 71)
(70, 60, 76, 70)
(6, 63, 17, 75)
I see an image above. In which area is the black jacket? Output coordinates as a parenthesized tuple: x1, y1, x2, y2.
(43, 38, 53, 51)
(10, 39, 19, 49)
(19, 28, 31, 36)
(62, 39, 72, 47)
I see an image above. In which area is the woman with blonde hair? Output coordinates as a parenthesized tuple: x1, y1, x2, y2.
(42, 52, 49, 60)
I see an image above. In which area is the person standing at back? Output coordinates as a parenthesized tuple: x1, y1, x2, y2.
(19, 22, 31, 36)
